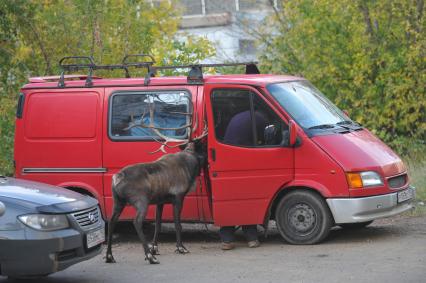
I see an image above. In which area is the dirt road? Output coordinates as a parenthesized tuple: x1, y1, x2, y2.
(2, 215, 425, 283)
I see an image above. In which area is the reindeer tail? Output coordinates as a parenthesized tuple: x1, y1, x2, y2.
(112, 172, 125, 188)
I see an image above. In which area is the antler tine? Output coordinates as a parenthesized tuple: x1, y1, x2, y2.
(167, 111, 193, 115)
(192, 122, 208, 141)
(125, 117, 193, 132)
(146, 102, 193, 153)
(124, 108, 148, 131)
(125, 96, 205, 154)
(124, 105, 191, 141)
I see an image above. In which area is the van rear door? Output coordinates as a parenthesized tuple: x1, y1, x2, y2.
(15, 88, 104, 202)
(204, 84, 295, 226)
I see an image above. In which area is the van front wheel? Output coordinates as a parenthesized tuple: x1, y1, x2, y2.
(275, 190, 332, 245)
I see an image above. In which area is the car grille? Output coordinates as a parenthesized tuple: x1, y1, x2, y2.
(388, 174, 407, 189)
(57, 248, 78, 261)
(71, 206, 101, 231)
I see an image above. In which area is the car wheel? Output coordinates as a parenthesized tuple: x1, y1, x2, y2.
(339, 221, 373, 229)
(275, 190, 332, 244)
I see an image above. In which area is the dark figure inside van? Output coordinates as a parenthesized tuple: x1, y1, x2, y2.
(219, 109, 266, 250)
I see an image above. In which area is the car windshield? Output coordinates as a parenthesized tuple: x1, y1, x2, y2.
(267, 81, 351, 129)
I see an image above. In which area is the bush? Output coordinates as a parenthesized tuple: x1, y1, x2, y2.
(259, 0, 425, 153)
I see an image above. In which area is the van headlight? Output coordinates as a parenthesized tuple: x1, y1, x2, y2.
(18, 214, 69, 231)
(346, 171, 383, 188)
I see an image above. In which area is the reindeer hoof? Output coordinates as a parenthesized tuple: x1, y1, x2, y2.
(105, 254, 116, 263)
(148, 243, 160, 255)
(145, 253, 160, 264)
(175, 246, 190, 254)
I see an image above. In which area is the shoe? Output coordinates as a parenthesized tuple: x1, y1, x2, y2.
(247, 240, 260, 248)
(221, 242, 235, 250)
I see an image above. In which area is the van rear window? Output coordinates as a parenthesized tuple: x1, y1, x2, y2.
(25, 92, 98, 139)
(109, 91, 191, 140)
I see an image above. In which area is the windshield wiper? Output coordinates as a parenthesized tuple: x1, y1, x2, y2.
(336, 120, 363, 129)
(336, 120, 352, 125)
(308, 124, 336, 130)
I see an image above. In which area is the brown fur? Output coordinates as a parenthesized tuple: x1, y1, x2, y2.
(105, 142, 205, 264)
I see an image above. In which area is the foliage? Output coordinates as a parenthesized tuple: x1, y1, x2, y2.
(404, 150, 426, 215)
(0, 0, 214, 176)
(259, 0, 425, 154)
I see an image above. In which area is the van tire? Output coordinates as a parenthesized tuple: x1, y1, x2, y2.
(275, 190, 332, 245)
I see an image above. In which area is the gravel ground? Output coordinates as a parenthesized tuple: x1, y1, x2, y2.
(2, 215, 425, 283)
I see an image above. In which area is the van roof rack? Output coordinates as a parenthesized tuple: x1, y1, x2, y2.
(58, 55, 155, 87)
(57, 54, 260, 87)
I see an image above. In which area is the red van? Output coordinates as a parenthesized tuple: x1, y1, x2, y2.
(14, 56, 415, 244)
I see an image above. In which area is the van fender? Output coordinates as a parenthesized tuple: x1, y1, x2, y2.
(284, 180, 333, 198)
(262, 180, 332, 233)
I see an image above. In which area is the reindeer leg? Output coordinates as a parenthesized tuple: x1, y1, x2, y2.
(105, 200, 125, 263)
(173, 196, 189, 254)
(133, 200, 159, 264)
(149, 204, 163, 255)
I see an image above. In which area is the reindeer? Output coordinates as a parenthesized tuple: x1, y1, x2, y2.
(105, 98, 207, 264)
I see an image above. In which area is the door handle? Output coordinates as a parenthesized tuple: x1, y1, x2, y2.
(210, 148, 216, 161)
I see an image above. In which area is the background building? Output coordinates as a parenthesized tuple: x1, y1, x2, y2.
(175, 0, 280, 63)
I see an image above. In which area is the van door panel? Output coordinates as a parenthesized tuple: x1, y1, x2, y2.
(102, 86, 202, 222)
(19, 90, 103, 168)
(204, 84, 294, 226)
(15, 89, 104, 213)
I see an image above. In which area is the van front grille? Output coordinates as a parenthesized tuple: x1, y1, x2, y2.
(71, 206, 101, 231)
(388, 174, 407, 189)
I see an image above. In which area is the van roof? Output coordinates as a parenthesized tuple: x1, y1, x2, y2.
(23, 74, 304, 89)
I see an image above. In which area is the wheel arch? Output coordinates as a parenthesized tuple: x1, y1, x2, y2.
(264, 182, 334, 226)
(58, 182, 105, 218)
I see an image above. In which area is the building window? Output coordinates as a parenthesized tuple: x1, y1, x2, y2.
(181, 0, 204, 16)
(239, 39, 256, 54)
(178, 0, 279, 16)
(239, 0, 270, 11)
(205, 0, 236, 14)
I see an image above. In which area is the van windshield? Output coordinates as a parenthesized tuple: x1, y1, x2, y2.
(267, 81, 352, 130)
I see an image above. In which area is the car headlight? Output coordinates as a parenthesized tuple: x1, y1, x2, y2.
(346, 171, 383, 188)
(18, 214, 69, 231)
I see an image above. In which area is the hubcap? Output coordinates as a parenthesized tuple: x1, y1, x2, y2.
(288, 203, 316, 235)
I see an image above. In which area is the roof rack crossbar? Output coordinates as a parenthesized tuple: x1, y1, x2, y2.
(58, 56, 96, 88)
(58, 54, 155, 87)
(152, 62, 259, 84)
(151, 61, 258, 71)
(56, 55, 259, 87)
(122, 54, 155, 67)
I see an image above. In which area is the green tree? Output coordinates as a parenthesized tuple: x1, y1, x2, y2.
(259, 0, 425, 153)
(0, 1, 32, 175)
(0, 0, 214, 176)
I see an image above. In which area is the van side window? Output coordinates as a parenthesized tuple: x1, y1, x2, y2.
(110, 91, 191, 140)
(211, 89, 287, 147)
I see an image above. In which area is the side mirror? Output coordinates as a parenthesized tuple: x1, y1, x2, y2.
(0, 201, 5, 217)
(289, 119, 297, 146)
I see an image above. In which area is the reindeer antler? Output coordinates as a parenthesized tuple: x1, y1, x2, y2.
(123, 96, 206, 154)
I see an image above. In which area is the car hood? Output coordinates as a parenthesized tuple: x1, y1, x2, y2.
(0, 177, 97, 213)
(312, 130, 406, 177)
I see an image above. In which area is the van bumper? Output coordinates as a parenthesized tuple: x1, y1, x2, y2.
(326, 186, 416, 224)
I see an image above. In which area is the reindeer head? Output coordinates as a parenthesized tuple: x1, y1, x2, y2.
(181, 139, 207, 170)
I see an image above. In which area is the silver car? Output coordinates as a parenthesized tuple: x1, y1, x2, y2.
(0, 176, 105, 278)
